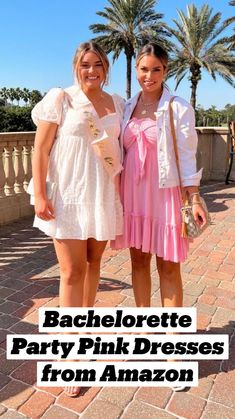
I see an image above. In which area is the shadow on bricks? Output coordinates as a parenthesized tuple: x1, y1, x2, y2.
(0, 182, 234, 415)
(98, 278, 131, 292)
(202, 183, 235, 213)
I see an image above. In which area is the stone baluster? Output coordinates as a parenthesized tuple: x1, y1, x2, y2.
(23, 144, 33, 191)
(0, 144, 6, 198)
(14, 145, 25, 193)
(4, 145, 15, 196)
(30, 145, 34, 178)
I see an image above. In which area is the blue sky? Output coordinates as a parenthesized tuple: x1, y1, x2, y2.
(0, 0, 234, 109)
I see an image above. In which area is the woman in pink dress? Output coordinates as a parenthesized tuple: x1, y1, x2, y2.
(113, 43, 207, 309)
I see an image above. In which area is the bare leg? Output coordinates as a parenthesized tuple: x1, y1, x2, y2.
(53, 239, 87, 307)
(53, 239, 87, 397)
(156, 256, 183, 307)
(83, 238, 107, 307)
(130, 247, 152, 307)
(156, 257, 185, 390)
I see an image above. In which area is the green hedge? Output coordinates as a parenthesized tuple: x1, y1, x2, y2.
(0, 106, 36, 132)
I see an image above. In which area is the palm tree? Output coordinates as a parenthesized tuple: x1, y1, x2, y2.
(22, 88, 30, 106)
(8, 88, 16, 105)
(15, 87, 22, 106)
(0, 87, 9, 106)
(29, 90, 43, 106)
(167, 4, 235, 109)
(90, 0, 170, 98)
(228, 0, 235, 49)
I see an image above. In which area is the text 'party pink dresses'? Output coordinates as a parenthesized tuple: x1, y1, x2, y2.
(112, 117, 189, 262)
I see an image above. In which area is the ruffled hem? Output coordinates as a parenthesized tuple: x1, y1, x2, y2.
(111, 214, 189, 263)
(33, 200, 123, 241)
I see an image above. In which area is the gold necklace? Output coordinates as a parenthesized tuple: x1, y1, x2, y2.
(140, 93, 161, 115)
(86, 91, 104, 105)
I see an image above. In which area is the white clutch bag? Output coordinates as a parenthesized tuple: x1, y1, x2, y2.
(27, 178, 57, 205)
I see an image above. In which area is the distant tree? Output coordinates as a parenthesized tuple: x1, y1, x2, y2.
(29, 90, 43, 106)
(224, 103, 235, 121)
(167, 4, 235, 109)
(195, 103, 235, 126)
(15, 87, 22, 106)
(195, 104, 206, 126)
(8, 88, 16, 105)
(21, 88, 30, 106)
(90, 0, 170, 98)
(0, 106, 35, 132)
(0, 87, 9, 106)
(0, 87, 43, 108)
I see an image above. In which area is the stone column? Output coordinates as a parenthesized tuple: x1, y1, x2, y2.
(0, 144, 6, 198)
(14, 144, 25, 193)
(4, 145, 15, 196)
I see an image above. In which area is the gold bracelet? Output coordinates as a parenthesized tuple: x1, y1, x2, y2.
(190, 192, 200, 198)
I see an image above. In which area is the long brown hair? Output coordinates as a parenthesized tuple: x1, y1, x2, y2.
(136, 43, 168, 69)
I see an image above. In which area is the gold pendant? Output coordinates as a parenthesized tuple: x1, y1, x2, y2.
(141, 109, 147, 115)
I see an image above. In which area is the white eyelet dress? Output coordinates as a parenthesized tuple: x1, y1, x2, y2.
(31, 85, 125, 241)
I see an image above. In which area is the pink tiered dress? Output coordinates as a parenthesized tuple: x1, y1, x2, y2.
(112, 117, 189, 262)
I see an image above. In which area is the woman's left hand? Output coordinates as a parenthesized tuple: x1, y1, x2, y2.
(192, 203, 207, 228)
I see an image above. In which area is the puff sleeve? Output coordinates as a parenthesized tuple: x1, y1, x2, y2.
(31, 88, 64, 126)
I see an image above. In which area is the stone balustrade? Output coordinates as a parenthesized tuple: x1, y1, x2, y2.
(196, 126, 232, 182)
(0, 127, 233, 225)
(0, 132, 35, 225)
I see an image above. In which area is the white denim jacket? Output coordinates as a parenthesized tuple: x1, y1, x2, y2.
(120, 87, 202, 188)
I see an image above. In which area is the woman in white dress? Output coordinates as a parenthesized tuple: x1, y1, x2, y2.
(31, 41, 124, 396)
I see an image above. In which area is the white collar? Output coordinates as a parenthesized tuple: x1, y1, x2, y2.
(64, 85, 91, 106)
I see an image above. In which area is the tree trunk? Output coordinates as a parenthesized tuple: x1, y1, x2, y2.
(189, 64, 201, 110)
(126, 54, 132, 99)
(190, 82, 197, 110)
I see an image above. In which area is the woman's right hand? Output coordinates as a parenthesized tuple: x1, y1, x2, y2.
(35, 197, 55, 221)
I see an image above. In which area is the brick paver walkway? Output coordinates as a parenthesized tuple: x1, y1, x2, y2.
(0, 183, 234, 419)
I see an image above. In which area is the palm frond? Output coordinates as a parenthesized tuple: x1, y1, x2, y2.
(167, 3, 235, 107)
(89, 0, 170, 97)
(205, 15, 235, 46)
